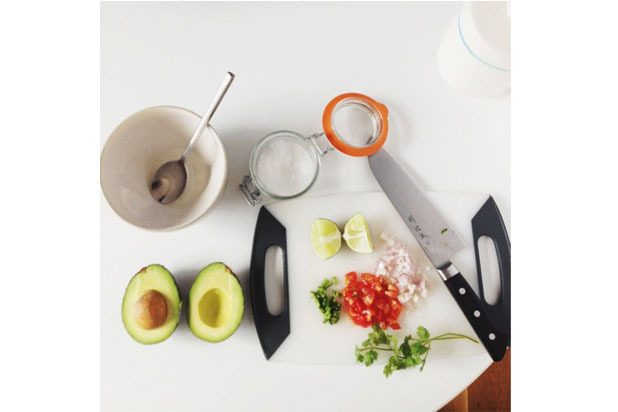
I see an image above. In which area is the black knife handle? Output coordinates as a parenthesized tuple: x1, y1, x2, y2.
(443, 270, 509, 362)
(250, 207, 290, 360)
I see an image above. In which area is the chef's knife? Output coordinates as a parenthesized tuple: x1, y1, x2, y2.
(368, 150, 509, 361)
(250, 207, 290, 360)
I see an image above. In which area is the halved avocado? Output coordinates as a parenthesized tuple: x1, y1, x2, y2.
(121, 264, 181, 344)
(187, 263, 244, 342)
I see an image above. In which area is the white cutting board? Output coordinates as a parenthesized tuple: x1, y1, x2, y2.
(264, 190, 490, 365)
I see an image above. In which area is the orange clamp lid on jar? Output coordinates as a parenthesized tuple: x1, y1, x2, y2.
(322, 93, 389, 157)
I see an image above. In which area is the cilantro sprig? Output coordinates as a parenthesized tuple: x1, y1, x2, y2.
(310, 277, 342, 325)
(355, 325, 478, 377)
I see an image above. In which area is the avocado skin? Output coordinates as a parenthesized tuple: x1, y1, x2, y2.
(121, 264, 182, 344)
(187, 262, 245, 342)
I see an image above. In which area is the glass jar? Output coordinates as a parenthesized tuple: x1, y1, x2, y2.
(240, 93, 389, 205)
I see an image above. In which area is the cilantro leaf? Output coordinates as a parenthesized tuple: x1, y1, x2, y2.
(400, 336, 412, 358)
(417, 326, 430, 339)
(355, 346, 364, 363)
(412, 341, 428, 355)
(364, 350, 378, 366)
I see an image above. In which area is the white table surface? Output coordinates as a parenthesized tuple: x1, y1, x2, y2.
(101, 2, 510, 411)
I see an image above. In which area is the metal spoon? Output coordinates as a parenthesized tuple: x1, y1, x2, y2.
(150, 72, 235, 204)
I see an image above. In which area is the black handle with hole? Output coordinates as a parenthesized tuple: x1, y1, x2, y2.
(444, 272, 509, 361)
(249, 207, 290, 360)
(472, 195, 511, 342)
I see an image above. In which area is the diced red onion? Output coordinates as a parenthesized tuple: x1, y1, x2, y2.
(372, 233, 429, 310)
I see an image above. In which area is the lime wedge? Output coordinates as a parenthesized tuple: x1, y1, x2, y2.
(342, 213, 373, 254)
(311, 219, 342, 259)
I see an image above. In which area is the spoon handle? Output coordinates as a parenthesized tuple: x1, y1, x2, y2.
(182, 71, 235, 160)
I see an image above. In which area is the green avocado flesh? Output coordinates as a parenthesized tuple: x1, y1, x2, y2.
(121, 264, 181, 344)
(188, 262, 244, 342)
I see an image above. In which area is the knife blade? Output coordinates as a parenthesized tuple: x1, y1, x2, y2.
(368, 150, 464, 269)
(368, 149, 509, 361)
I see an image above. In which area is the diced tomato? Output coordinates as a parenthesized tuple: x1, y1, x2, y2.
(361, 273, 375, 284)
(341, 271, 403, 331)
(362, 292, 375, 305)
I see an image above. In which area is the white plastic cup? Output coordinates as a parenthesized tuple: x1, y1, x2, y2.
(437, 1, 511, 98)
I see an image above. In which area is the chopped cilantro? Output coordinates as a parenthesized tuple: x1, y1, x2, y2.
(310, 277, 342, 325)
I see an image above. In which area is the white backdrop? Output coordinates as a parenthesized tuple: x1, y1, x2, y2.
(101, 2, 509, 411)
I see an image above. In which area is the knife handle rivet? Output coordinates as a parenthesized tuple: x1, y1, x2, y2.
(474, 310, 480, 318)
(458, 288, 466, 295)
(488, 333, 496, 341)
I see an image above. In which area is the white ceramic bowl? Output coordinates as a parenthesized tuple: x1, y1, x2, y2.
(101, 106, 228, 230)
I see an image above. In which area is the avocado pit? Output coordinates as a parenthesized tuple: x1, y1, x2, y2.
(134, 289, 168, 330)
